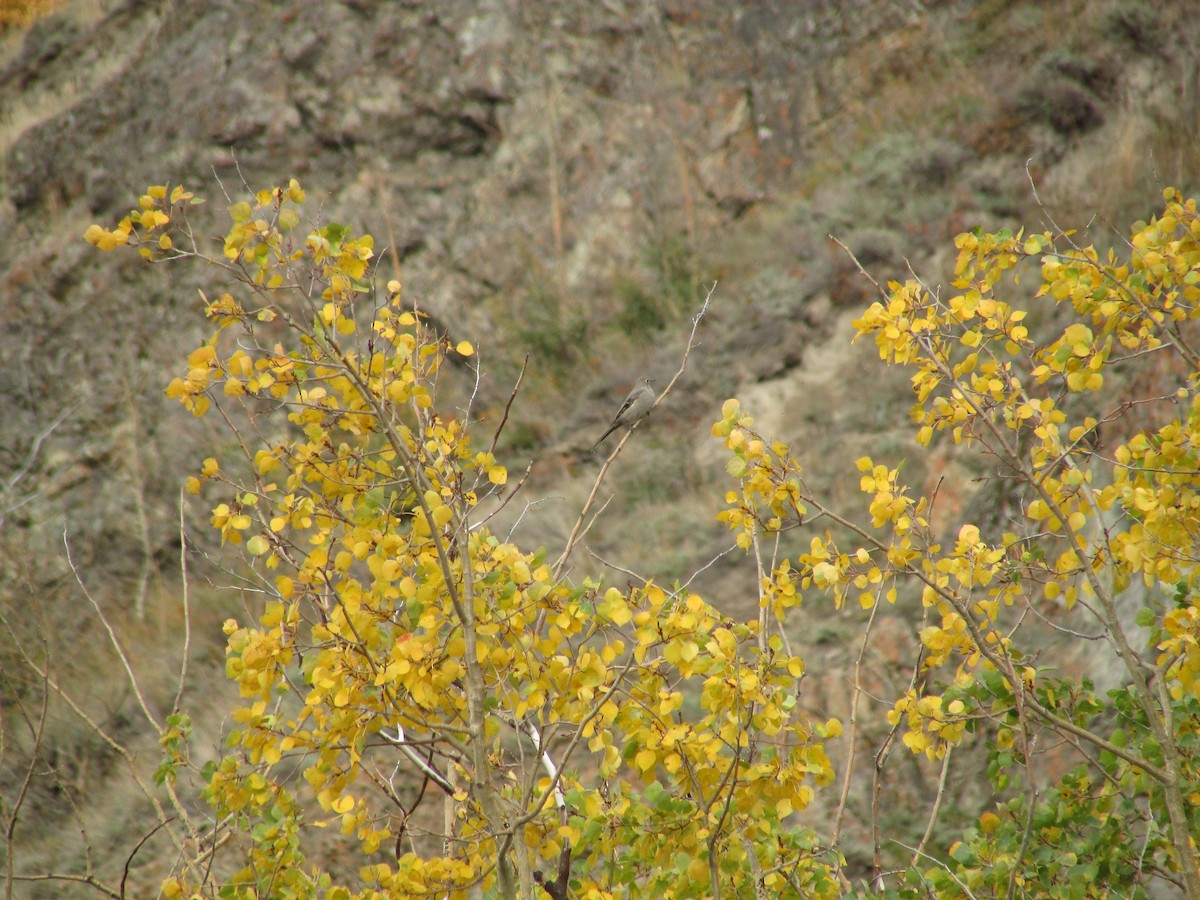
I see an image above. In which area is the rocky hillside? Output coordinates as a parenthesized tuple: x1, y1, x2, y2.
(2, 0, 1198, 892)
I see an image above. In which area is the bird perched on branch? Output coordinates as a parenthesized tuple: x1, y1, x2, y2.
(591, 377, 656, 452)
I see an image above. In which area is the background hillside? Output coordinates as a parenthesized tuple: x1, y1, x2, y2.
(2, 0, 1198, 894)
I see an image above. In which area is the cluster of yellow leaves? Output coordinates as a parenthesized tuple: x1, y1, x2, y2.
(1099, 401, 1200, 589)
(89, 175, 1200, 895)
(1160, 601, 1200, 703)
(164, 758, 317, 899)
(1040, 192, 1200, 361)
(166, 331, 300, 417)
(854, 190, 1200, 758)
(715, 190, 1200, 765)
(84, 183, 196, 254)
(854, 229, 1032, 449)
(713, 399, 806, 547)
(83, 179, 849, 897)
(888, 682, 972, 760)
(360, 855, 479, 894)
(715, 392, 932, 616)
(559, 586, 840, 896)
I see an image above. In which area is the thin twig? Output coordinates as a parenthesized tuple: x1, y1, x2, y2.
(63, 529, 162, 734)
(828, 235, 889, 301)
(0, 608, 188, 856)
(489, 355, 529, 456)
(472, 455, 539, 534)
(914, 745, 953, 866)
(0, 403, 76, 530)
(379, 725, 455, 795)
(553, 283, 715, 579)
(2, 650, 50, 900)
(121, 818, 174, 900)
(584, 545, 648, 585)
(172, 492, 192, 715)
(891, 840, 978, 899)
(831, 596, 881, 849)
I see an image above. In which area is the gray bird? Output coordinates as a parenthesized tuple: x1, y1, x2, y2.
(591, 377, 656, 452)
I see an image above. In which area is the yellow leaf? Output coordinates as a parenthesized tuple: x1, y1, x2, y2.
(140, 209, 169, 229)
(600, 588, 632, 625)
(455, 340, 475, 357)
(812, 562, 839, 586)
(431, 504, 453, 528)
(254, 450, 279, 475)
